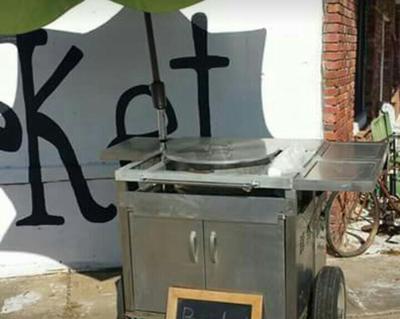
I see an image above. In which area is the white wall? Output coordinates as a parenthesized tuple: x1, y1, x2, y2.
(182, 0, 324, 139)
(0, 0, 324, 277)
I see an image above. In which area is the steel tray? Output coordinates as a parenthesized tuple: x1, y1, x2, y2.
(294, 141, 388, 192)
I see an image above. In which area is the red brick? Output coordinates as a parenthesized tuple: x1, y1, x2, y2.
(327, 4, 344, 14)
(324, 88, 340, 96)
(324, 69, 348, 79)
(324, 113, 337, 124)
(324, 13, 343, 24)
(324, 60, 346, 70)
(324, 23, 345, 33)
(324, 33, 343, 43)
(324, 131, 338, 141)
(324, 52, 346, 61)
(324, 43, 344, 52)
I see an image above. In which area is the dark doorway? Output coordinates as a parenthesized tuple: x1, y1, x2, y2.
(355, 0, 399, 127)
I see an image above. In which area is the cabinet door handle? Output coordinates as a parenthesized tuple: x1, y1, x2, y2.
(209, 231, 218, 263)
(189, 231, 198, 263)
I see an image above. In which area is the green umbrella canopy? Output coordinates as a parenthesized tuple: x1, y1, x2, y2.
(0, 0, 203, 35)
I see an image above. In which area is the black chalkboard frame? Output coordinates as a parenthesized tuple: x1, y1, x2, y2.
(166, 287, 263, 319)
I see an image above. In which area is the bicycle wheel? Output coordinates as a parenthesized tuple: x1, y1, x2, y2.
(377, 169, 400, 214)
(325, 191, 380, 257)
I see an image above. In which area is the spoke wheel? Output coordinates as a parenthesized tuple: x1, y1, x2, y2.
(325, 192, 380, 257)
(377, 171, 400, 215)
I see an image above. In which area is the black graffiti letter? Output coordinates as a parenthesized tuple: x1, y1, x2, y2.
(109, 85, 178, 192)
(16, 30, 116, 226)
(0, 36, 22, 152)
(110, 85, 177, 146)
(170, 13, 229, 137)
(0, 102, 22, 152)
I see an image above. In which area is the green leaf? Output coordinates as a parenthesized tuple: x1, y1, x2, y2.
(0, 0, 203, 36)
(0, 0, 83, 35)
(113, 0, 202, 13)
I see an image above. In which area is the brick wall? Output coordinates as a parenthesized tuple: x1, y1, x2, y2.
(323, 0, 358, 141)
(322, 0, 400, 141)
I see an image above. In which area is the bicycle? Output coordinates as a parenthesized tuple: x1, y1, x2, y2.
(325, 112, 400, 257)
(325, 171, 400, 257)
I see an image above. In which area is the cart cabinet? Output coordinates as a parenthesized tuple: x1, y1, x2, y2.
(203, 221, 286, 313)
(103, 137, 388, 319)
(130, 217, 205, 312)
(119, 191, 324, 319)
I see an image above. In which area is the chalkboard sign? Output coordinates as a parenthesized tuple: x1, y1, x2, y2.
(166, 288, 263, 319)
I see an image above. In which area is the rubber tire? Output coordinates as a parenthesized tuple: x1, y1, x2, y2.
(311, 266, 346, 319)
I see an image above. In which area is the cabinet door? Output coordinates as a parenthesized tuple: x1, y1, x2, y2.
(204, 222, 286, 319)
(130, 217, 205, 312)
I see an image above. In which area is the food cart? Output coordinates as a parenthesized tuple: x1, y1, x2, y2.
(103, 137, 387, 319)
(99, 4, 387, 319)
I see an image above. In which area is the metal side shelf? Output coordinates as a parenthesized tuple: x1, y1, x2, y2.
(294, 141, 388, 192)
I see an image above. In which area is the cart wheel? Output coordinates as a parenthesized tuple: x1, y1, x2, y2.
(311, 266, 346, 319)
(325, 191, 380, 257)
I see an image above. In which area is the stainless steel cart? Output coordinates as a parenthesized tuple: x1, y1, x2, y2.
(103, 137, 387, 319)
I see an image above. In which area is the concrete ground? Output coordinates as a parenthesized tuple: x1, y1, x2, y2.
(328, 230, 400, 319)
(0, 233, 399, 318)
(0, 270, 119, 319)
(329, 255, 400, 319)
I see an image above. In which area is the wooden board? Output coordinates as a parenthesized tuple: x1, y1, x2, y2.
(166, 288, 263, 319)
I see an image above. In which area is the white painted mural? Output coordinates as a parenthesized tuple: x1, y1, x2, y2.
(0, 0, 323, 277)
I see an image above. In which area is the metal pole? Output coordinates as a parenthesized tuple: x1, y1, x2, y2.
(144, 13, 160, 82)
(144, 12, 167, 153)
(380, 14, 390, 103)
(380, 19, 385, 103)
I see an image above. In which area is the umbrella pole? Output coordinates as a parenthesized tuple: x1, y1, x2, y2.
(144, 12, 167, 153)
